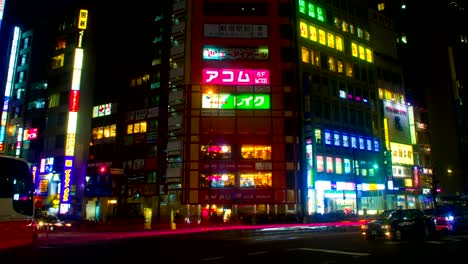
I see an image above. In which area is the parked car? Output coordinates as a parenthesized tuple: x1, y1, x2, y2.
(361, 209, 437, 241)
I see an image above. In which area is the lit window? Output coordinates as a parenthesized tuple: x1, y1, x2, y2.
(401, 35, 407, 44)
(311, 49, 320, 66)
(344, 158, 351, 174)
(326, 156, 334, 173)
(202, 172, 236, 188)
(315, 129, 322, 144)
(351, 42, 358, 57)
(357, 27, 363, 38)
(309, 25, 317, 41)
(240, 172, 272, 188)
(378, 3, 385, 11)
(127, 124, 134, 134)
(301, 47, 310, 63)
(346, 62, 353, 77)
(51, 54, 64, 69)
(341, 21, 348, 32)
(334, 17, 340, 29)
(316, 155, 324, 172)
(335, 158, 343, 174)
(335, 36, 343, 51)
(327, 32, 334, 48)
(300, 21, 308, 38)
(318, 29, 326, 45)
(241, 145, 271, 160)
(201, 144, 232, 160)
(328, 57, 336, 72)
(48, 93, 60, 108)
(359, 46, 366, 60)
(342, 133, 349, 147)
(337, 60, 344, 73)
(325, 130, 332, 145)
(366, 48, 373, 63)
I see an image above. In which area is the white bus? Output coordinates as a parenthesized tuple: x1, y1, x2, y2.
(0, 155, 37, 249)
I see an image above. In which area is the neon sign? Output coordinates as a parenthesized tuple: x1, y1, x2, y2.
(69, 90, 80, 112)
(203, 46, 269, 61)
(202, 93, 270, 109)
(61, 163, 72, 203)
(202, 69, 269, 85)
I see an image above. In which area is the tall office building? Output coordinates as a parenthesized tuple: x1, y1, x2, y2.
(373, 0, 467, 198)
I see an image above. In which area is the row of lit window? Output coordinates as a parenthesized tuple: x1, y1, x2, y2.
(300, 21, 344, 52)
(301, 46, 353, 77)
(313, 129, 380, 153)
(316, 155, 377, 177)
(127, 121, 147, 134)
(200, 144, 272, 161)
(378, 88, 406, 104)
(351, 42, 373, 63)
(201, 172, 272, 189)
(92, 125, 116, 140)
(333, 17, 370, 41)
(297, 0, 370, 43)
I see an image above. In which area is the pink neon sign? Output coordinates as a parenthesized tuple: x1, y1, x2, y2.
(202, 69, 270, 85)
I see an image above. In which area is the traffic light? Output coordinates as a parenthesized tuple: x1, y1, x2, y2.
(98, 166, 107, 175)
(135, 189, 141, 199)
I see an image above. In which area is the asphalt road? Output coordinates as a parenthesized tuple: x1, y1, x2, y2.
(1, 225, 467, 263)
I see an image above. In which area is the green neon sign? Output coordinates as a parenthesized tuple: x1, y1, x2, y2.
(298, 0, 325, 22)
(202, 93, 270, 110)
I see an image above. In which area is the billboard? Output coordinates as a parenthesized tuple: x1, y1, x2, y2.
(383, 100, 411, 144)
(202, 93, 270, 109)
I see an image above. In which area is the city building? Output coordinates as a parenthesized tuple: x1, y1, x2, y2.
(1, 0, 447, 224)
(371, 0, 467, 199)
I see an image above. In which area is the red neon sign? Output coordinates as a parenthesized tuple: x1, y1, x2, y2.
(69, 90, 80, 112)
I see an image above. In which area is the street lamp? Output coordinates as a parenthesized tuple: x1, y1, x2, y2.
(207, 140, 213, 222)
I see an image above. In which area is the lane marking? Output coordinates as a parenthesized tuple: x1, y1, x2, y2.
(248, 251, 268, 255)
(293, 248, 370, 257)
(425, 241, 446, 244)
(200, 256, 225, 261)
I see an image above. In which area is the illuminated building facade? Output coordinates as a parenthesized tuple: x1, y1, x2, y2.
(122, 0, 303, 223)
(120, 0, 408, 221)
(298, 0, 388, 216)
(38, 8, 92, 216)
(0, 26, 51, 210)
(371, 0, 467, 198)
(186, 1, 300, 221)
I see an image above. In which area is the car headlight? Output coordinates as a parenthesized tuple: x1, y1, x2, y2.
(38, 221, 44, 226)
(381, 224, 390, 229)
(361, 224, 368, 230)
(446, 215, 454, 222)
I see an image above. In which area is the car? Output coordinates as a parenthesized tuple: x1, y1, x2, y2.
(423, 207, 454, 232)
(425, 205, 468, 233)
(361, 209, 437, 241)
(35, 214, 73, 231)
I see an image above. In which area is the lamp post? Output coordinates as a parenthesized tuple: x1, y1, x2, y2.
(207, 140, 213, 223)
